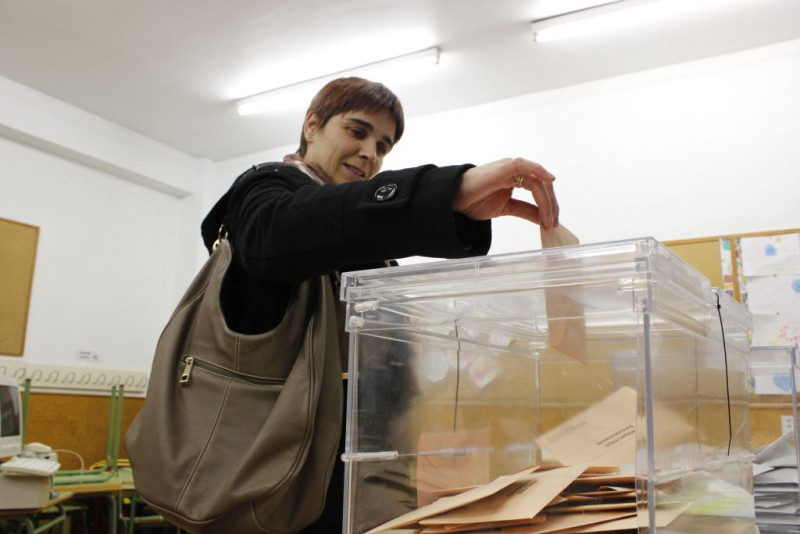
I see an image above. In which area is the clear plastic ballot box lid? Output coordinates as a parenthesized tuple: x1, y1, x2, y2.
(340, 237, 755, 533)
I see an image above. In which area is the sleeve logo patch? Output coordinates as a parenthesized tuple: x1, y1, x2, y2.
(374, 183, 398, 202)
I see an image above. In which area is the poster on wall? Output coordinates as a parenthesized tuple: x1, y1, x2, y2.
(740, 234, 800, 277)
(751, 313, 800, 347)
(0, 217, 40, 356)
(719, 237, 735, 298)
(738, 233, 800, 347)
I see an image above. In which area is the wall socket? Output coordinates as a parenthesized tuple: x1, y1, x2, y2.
(0, 359, 147, 395)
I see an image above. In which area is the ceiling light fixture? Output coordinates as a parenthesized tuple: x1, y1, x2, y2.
(531, 0, 716, 42)
(236, 46, 440, 116)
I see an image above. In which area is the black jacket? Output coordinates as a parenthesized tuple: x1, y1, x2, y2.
(201, 162, 491, 334)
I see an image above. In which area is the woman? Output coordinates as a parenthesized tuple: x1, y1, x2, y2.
(200, 77, 558, 532)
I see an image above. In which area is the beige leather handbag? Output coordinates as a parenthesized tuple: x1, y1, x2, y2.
(125, 237, 342, 533)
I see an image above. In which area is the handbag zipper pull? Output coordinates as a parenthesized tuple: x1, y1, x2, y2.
(180, 356, 194, 385)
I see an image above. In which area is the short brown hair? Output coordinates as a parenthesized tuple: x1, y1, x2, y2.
(297, 77, 404, 156)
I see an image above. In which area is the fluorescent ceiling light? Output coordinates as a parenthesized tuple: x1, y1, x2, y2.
(229, 27, 436, 99)
(236, 47, 440, 116)
(530, 0, 619, 20)
(531, 0, 721, 42)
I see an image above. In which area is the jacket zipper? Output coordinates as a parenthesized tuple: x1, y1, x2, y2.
(179, 356, 286, 386)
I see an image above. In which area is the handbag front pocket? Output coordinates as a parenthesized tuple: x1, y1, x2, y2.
(179, 355, 287, 386)
(172, 355, 300, 520)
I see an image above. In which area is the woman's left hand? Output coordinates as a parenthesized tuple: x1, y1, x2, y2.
(452, 158, 559, 229)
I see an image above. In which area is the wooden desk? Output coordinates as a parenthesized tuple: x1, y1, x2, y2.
(56, 479, 124, 495)
(0, 491, 74, 534)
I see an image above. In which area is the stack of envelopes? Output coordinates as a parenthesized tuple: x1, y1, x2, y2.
(367, 464, 688, 534)
(752, 431, 800, 531)
(366, 387, 700, 533)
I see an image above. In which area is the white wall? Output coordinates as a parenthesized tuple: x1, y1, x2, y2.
(213, 40, 800, 263)
(2, 38, 799, 375)
(0, 77, 207, 374)
(382, 39, 800, 257)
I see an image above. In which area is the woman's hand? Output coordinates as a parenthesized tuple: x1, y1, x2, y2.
(452, 158, 559, 230)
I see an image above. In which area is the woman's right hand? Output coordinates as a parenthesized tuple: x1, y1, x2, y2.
(452, 158, 559, 230)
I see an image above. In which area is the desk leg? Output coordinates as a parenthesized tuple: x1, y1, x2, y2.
(33, 511, 67, 534)
(105, 494, 117, 534)
(18, 504, 68, 534)
(127, 495, 136, 534)
(3, 505, 67, 534)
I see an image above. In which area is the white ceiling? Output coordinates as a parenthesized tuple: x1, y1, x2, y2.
(2, 0, 799, 162)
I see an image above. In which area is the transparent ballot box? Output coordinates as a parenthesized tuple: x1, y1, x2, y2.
(749, 345, 800, 533)
(340, 237, 755, 534)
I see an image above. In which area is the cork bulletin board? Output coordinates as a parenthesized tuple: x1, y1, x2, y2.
(0, 217, 39, 356)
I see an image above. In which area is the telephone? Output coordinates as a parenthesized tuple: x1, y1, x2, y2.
(22, 442, 58, 462)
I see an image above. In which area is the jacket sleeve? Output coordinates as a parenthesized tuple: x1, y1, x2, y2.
(224, 163, 492, 283)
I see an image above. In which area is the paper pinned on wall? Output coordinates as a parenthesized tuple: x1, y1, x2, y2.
(746, 275, 800, 314)
(751, 313, 800, 347)
(739, 234, 800, 277)
(736, 232, 800, 348)
(751, 370, 793, 396)
(719, 237, 736, 298)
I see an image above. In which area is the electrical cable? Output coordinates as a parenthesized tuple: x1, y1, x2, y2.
(714, 292, 733, 456)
